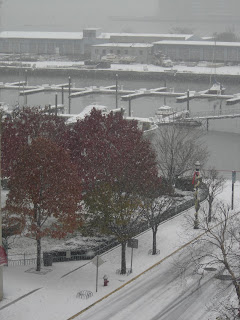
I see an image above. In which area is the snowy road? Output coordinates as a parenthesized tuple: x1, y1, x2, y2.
(74, 248, 232, 320)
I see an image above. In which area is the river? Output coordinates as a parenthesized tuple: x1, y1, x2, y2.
(0, 71, 240, 179)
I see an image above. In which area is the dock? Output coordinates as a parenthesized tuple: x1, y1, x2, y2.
(70, 86, 134, 98)
(121, 87, 167, 101)
(226, 94, 240, 105)
(176, 91, 196, 103)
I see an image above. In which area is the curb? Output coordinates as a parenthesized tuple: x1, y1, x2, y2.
(66, 230, 205, 320)
(67, 209, 240, 319)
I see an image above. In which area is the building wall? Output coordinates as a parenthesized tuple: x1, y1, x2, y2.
(154, 42, 240, 63)
(0, 37, 85, 56)
(91, 45, 153, 63)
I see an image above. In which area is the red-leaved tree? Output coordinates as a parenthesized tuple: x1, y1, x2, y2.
(5, 137, 83, 271)
(2, 107, 66, 178)
(65, 109, 160, 274)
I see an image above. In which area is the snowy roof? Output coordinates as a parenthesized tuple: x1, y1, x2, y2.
(154, 40, 240, 47)
(0, 31, 83, 40)
(93, 43, 153, 48)
(98, 33, 193, 40)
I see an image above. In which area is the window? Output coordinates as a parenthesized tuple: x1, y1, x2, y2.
(139, 50, 143, 55)
(110, 50, 113, 54)
(117, 49, 121, 54)
(95, 49, 99, 54)
(124, 49, 128, 54)
(102, 49, 106, 54)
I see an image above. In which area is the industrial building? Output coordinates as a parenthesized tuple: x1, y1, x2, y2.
(154, 40, 240, 63)
(1, 27, 240, 64)
(0, 28, 103, 58)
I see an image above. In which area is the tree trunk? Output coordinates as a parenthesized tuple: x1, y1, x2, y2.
(208, 197, 213, 222)
(152, 229, 157, 255)
(36, 237, 41, 272)
(36, 206, 41, 272)
(120, 242, 127, 274)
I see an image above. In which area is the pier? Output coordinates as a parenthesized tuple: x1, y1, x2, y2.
(2, 79, 240, 124)
(185, 107, 240, 130)
(2, 80, 240, 106)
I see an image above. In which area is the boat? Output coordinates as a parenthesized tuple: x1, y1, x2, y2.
(155, 105, 176, 117)
(207, 82, 225, 95)
(125, 116, 158, 137)
(155, 105, 189, 123)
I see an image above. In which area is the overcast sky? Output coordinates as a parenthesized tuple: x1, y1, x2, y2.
(1, 0, 240, 35)
(1, 0, 157, 32)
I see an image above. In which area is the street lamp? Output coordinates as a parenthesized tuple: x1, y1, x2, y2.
(193, 161, 201, 229)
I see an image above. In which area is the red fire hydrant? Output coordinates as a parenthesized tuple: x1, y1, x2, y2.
(103, 275, 109, 286)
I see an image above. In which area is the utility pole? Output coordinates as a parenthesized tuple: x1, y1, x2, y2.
(55, 93, 58, 116)
(115, 73, 118, 109)
(232, 170, 236, 210)
(24, 70, 28, 106)
(68, 76, 71, 114)
(187, 89, 190, 112)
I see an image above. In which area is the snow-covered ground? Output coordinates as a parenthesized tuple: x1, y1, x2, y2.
(0, 180, 240, 320)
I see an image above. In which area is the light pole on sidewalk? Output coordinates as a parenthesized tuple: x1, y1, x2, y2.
(193, 161, 201, 229)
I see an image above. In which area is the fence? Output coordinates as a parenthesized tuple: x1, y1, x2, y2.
(7, 186, 208, 267)
(8, 254, 43, 267)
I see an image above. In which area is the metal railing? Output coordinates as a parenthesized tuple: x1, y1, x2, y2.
(8, 256, 43, 267)
(7, 187, 208, 267)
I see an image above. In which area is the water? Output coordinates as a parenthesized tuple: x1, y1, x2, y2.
(0, 70, 240, 179)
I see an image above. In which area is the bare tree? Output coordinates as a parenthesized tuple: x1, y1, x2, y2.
(142, 195, 174, 255)
(153, 126, 208, 187)
(202, 168, 226, 222)
(178, 202, 240, 319)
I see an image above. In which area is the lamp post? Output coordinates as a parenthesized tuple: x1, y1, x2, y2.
(193, 161, 201, 229)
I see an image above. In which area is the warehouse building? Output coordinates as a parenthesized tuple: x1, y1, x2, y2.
(154, 40, 240, 64)
(0, 28, 103, 58)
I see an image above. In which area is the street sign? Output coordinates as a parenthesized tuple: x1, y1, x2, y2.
(92, 255, 105, 267)
(232, 170, 236, 184)
(127, 239, 138, 249)
(92, 255, 105, 293)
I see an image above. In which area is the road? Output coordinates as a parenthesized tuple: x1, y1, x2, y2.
(74, 247, 232, 320)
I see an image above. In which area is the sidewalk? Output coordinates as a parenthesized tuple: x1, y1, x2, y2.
(0, 181, 239, 320)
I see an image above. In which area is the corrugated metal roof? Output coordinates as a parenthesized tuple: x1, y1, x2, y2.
(154, 40, 240, 47)
(98, 33, 193, 40)
(0, 31, 83, 40)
